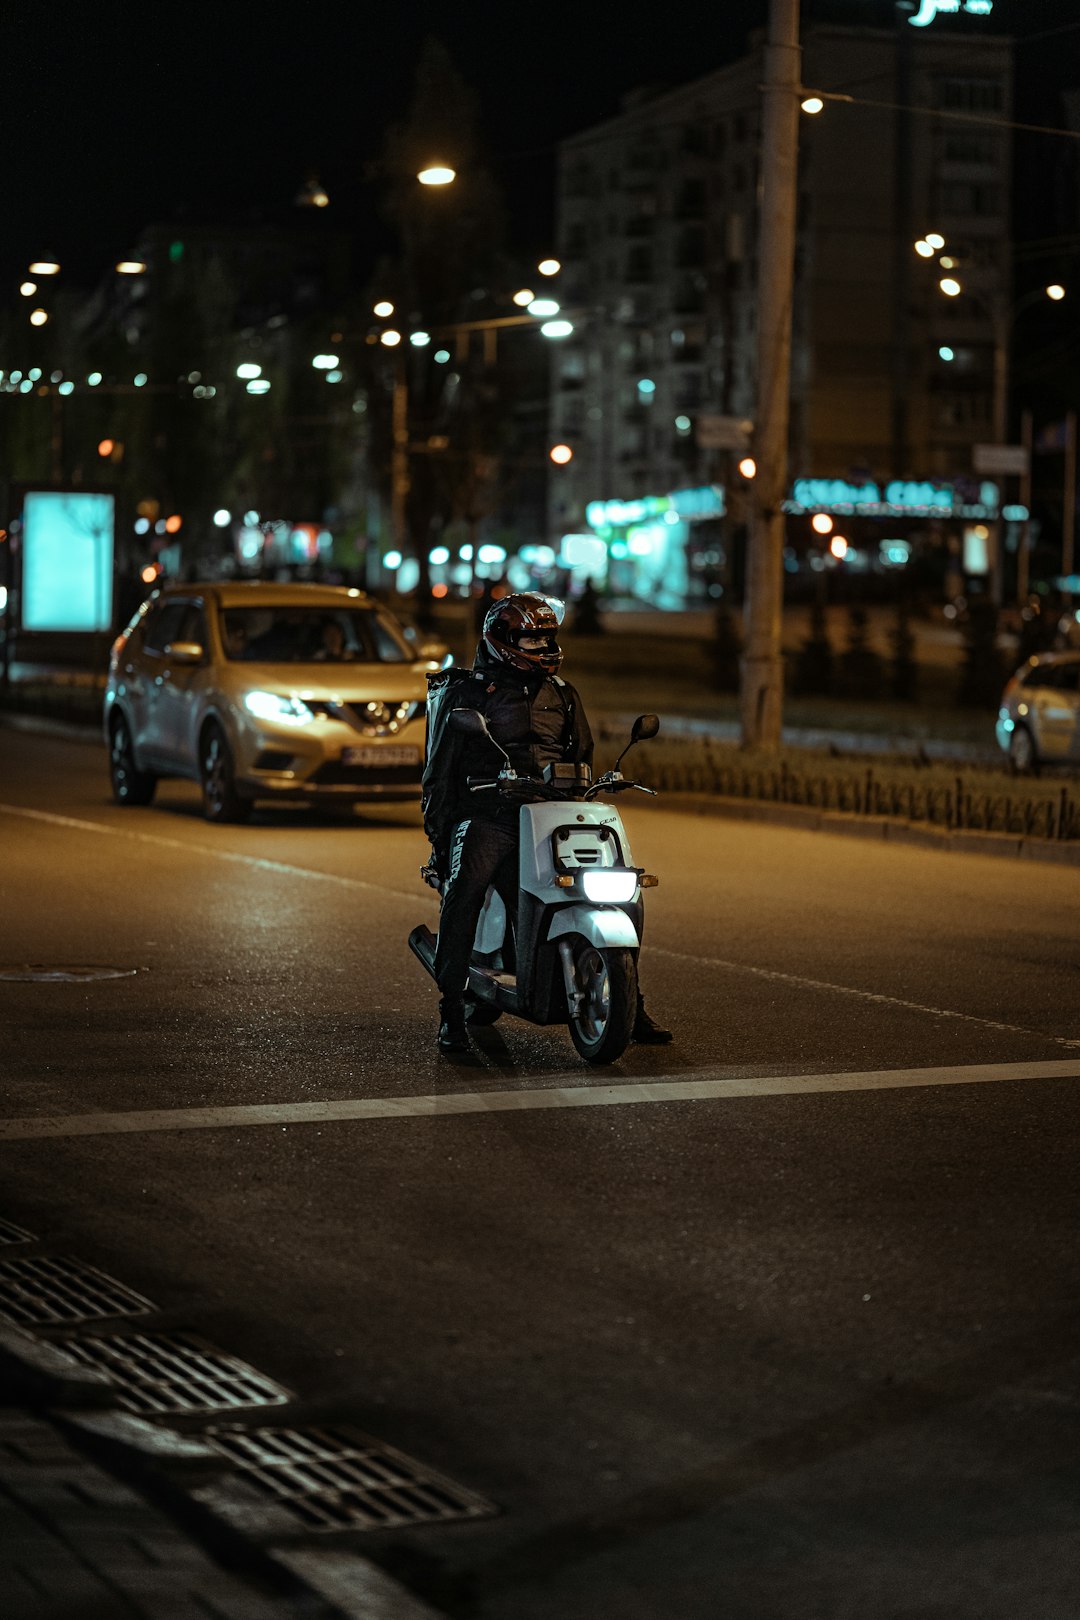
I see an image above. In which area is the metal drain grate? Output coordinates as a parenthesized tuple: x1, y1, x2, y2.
(61, 1334, 292, 1415)
(0, 1255, 155, 1327)
(203, 1424, 497, 1532)
(0, 1219, 35, 1245)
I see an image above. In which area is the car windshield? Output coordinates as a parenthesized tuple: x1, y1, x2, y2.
(219, 607, 414, 664)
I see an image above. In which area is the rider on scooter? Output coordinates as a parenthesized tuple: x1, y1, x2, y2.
(422, 592, 672, 1054)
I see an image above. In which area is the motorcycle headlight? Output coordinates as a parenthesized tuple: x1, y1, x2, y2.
(243, 690, 314, 725)
(581, 869, 638, 903)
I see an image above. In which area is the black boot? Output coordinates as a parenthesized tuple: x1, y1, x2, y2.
(632, 992, 672, 1044)
(437, 998, 470, 1055)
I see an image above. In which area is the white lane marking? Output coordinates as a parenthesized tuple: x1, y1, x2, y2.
(0, 1060, 1077, 1143)
(0, 803, 424, 903)
(650, 945, 1080, 1052)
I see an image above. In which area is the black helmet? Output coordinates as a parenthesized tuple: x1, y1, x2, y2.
(482, 593, 564, 675)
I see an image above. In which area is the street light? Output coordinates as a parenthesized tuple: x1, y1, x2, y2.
(28, 257, 60, 275)
(923, 244, 1069, 602)
(417, 164, 456, 186)
(538, 258, 561, 276)
(373, 300, 395, 317)
(29, 308, 48, 326)
(19, 281, 36, 296)
(800, 95, 824, 115)
(115, 260, 146, 275)
(512, 289, 535, 307)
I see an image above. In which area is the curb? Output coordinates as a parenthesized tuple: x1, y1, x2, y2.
(0, 711, 102, 745)
(639, 791, 1080, 866)
(0, 1323, 451, 1620)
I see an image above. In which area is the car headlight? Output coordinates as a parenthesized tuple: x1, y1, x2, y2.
(581, 870, 638, 903)
(243, 690, 315, 725)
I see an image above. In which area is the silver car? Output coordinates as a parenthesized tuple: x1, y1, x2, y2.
(996, 651, 1080, 772)
(104, 582, 438, 820)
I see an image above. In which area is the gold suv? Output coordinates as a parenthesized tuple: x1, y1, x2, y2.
(104, 582, 438, 821)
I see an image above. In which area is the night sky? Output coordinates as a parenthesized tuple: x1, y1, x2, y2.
(4, 0, 1078, 289)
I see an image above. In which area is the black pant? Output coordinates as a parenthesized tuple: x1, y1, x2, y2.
(434, 819, 519, 1001)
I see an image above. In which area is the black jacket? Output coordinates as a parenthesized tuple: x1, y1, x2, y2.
(422, 645, 594, 858)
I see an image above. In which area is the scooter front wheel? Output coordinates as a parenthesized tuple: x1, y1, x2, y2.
(566, 941, 637, 1065)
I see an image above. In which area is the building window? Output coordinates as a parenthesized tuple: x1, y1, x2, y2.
(937, 78, 1004, 113)
(935, 181, 1002, 217)
(626, 247, 653, 283)
(931, 391, 992, 428)
(677, 179, 707, 218)
(942, 132, 1000, 165)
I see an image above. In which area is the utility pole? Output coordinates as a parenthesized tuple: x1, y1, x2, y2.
(739, 0, 801, 750)
(390, 351, 409, 556)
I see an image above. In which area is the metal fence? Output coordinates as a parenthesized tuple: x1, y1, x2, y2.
(647, 760, 1080, 842)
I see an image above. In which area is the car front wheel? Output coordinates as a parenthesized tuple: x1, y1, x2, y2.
(200, 722, 251, 822)
(1009, 724, 1038, 775)
(108, 712, 157, 806)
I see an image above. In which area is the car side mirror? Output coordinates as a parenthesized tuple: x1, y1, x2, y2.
(449, 708, 489, 737)
(165, 641, 204, 665)
(631, 713, 660, 742)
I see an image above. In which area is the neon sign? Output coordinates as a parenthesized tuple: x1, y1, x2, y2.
(785, 477, 1014, 519)
(908, 1, 993, 27)
(585, 485, 725, 531)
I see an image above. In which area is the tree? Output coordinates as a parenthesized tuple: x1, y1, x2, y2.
(791, 601, 834, 695)
(957, 601, 1005, 708)
(711, 603, 741, 689)
(888, 601, 918, 703)
(836, 605, 885, 700)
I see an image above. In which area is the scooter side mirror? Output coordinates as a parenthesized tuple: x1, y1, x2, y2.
(614, 713, 660, 773)
(449, 708, 490, 736)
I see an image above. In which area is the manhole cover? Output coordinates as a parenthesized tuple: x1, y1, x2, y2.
(0, 1219, 35, 1245)
(61, 1333, 292, 1415)
(0, 1255, 155, 1327)
(204, 1424, 497, 1532)
(0, 966, 138, 983)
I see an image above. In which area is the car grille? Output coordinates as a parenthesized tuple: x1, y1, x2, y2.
(307, 700, 423, 737)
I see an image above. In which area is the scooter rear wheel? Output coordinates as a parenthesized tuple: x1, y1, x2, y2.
(566, 941, 637, 1065)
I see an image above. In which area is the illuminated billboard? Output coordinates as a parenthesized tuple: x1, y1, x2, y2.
(22, 491, 115, 631)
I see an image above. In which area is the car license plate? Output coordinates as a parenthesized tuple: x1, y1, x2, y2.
(341, 745, 420, 767)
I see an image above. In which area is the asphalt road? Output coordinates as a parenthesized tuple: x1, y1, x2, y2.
(2, 725, 1079, 1619)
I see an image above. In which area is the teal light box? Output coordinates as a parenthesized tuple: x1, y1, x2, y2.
(22, 491, 115, 631)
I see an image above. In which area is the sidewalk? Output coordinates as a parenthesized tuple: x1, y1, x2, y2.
(0, 1408, 304, 1620)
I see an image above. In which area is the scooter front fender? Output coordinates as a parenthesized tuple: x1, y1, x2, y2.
(547, 905, 639, 952)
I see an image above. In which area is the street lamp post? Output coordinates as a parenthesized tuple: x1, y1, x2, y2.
(924, 244, 1068, 604)
(739, 0, 801, 751)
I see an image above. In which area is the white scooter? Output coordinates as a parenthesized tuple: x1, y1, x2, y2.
(408, 712, 660, 1064)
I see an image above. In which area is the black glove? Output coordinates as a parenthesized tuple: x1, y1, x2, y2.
(422, 845, 448, 888)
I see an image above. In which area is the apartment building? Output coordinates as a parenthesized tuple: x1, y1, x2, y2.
(549, 21, 1014, 602)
